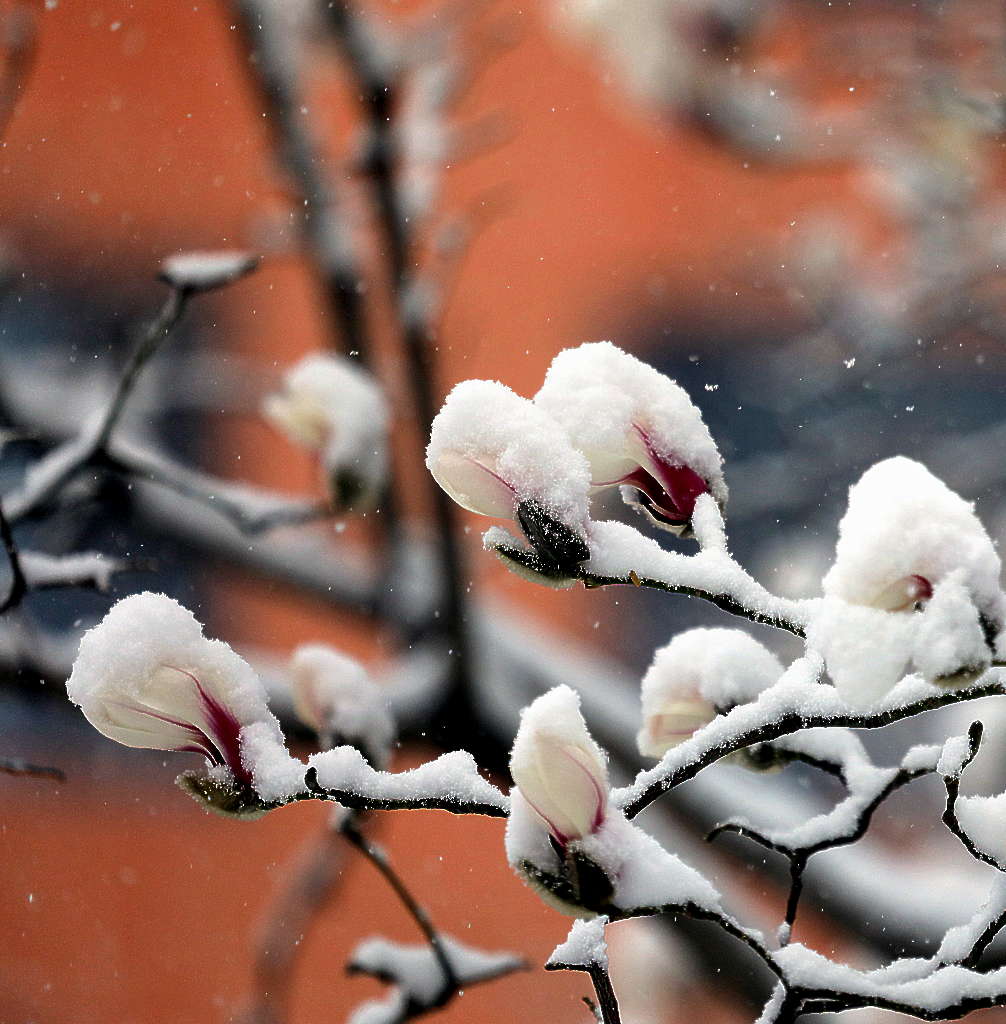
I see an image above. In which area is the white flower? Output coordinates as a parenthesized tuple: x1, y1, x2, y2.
(535, 342, 726, 536)
(263, 353, 388, 512)
(638, 628, 783, 758)
(509, 685, 609, 847)
(289, 644, 394, 766)
(65, 592, 288, 795)
(427, 379, 591, 525)
(810, 457, 1005, 705)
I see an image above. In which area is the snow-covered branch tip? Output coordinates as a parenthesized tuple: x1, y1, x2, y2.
(5, 253, 259, 524)
(615, 662, 1006, 820)
(545, 918, 621, 1024)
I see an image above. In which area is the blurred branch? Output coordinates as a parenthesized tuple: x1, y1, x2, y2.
(0, 756, 64, 782)
(0, 2, 36, 143)
(0, 500, 25, 613)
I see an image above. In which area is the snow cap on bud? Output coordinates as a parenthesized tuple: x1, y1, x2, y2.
(811, 457, 1005, 706)
(824, 457, 1001, 616)
(427, 380, 592, 572)
(263, 353, 388, 512)
(638, 628, 783, 758)
(535, 342, 726, 536)
(66, 593, 298, 808)
(510, 685, 609, 847)
(289, 644, 394, 767)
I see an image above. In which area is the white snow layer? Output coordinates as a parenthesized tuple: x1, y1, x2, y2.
(955, 794, 1006, 868)
(20, 550, 123, 592)
(775, 942, 1006, 1012)
(534, 341, 726, 504)
(349, 934, 523, 1006)
(638, 627, 784, 758)
(426, 378, 592, 529)
(547, 916, 609, 967)
(936, 875, 1006, 963)
(160, 250, 258, 291)
(263, 352, 388, 505)
(308, 746, 508, 812)
(810, 457, 1004, 706)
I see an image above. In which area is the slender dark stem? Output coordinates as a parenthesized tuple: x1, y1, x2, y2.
(784, 856, 807, 935)
(942, 722, 1003, 870)
(0, 501, 25, 613)
(6, 285, 191, 523)
(325, 0, 473, 727)
(93, 286, 189, 450)
(341, 818, 459, 1002)
(101, 446, 330, 536)
(546, 958, 621, 1024)
(229, 0, 367, 357)
(961, 906, 1006, 969)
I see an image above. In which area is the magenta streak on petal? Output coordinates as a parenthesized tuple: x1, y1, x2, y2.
(463, 455, 517, 494)
(107, 698, 219, 761)
(623, 424, 710, 523)
(166, 666, 252, 786)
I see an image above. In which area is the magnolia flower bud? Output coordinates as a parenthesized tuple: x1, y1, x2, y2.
(427, 379, 592, 572)
(289, 644, 394, 767)
(534, 342, 726, 536)
(812, 457, 1005, 705)
(263, 353, 388, 512)
(638, 628, 783, 758)
(509, 685, 609, 847)
(66, 593, 297, 809)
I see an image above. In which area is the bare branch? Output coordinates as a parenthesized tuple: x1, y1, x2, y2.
(0, 757, 64, 782)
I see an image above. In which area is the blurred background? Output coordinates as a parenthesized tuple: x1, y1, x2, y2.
(3, 0, 1006, 1021)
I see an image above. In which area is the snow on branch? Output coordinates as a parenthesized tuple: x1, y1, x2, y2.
(545, 918, 622, 1024)
(347, 935, 525, 1024)
(305, 746, 509, 816)
(615, 657, 1006, 819)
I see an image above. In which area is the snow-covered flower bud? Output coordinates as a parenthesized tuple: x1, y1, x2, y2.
(427, 379, 593, 573)
(263, 353, 388, 513)
(66, 593, 302, 814)
(535, 342, 726, 537)
(811, 457, 1005, 705)
(638, 628, 783, 758)
(509, 685, 609, 848)
(289, 644, 394, 767)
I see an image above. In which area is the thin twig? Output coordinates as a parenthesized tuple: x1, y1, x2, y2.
(0, 499, 25, 612)
(942, 722, 1003, 870)
(5, 285, 192, 523)
(545, 958, 622, 1024)
(341, 818, 459, 1003)
(0, 757, 64, 782)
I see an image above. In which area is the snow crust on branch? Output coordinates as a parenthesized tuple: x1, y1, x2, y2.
(308, 746, 509, 814)
(19, 550, 123, 592)
(347, 934, 523, 1021)
(546, 917, 609, 969)
(159, 250, 259, 292)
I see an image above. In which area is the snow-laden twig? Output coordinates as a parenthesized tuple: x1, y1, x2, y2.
(0, 500, 26, 613)
(103, 442, 330, 536)
(545, 918, 622, 1024)
(941, 721, 1006, 872)
(229, 0, 366, 357)
(302, 747, 509, 816)
(708, 730, 941, 937)
(491, 516, 808, 637)
(615, 657, 1006, 819)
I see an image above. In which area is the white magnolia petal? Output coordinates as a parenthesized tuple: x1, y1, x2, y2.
(428, 450, 516, 518)
(510, 685, 609, 844)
